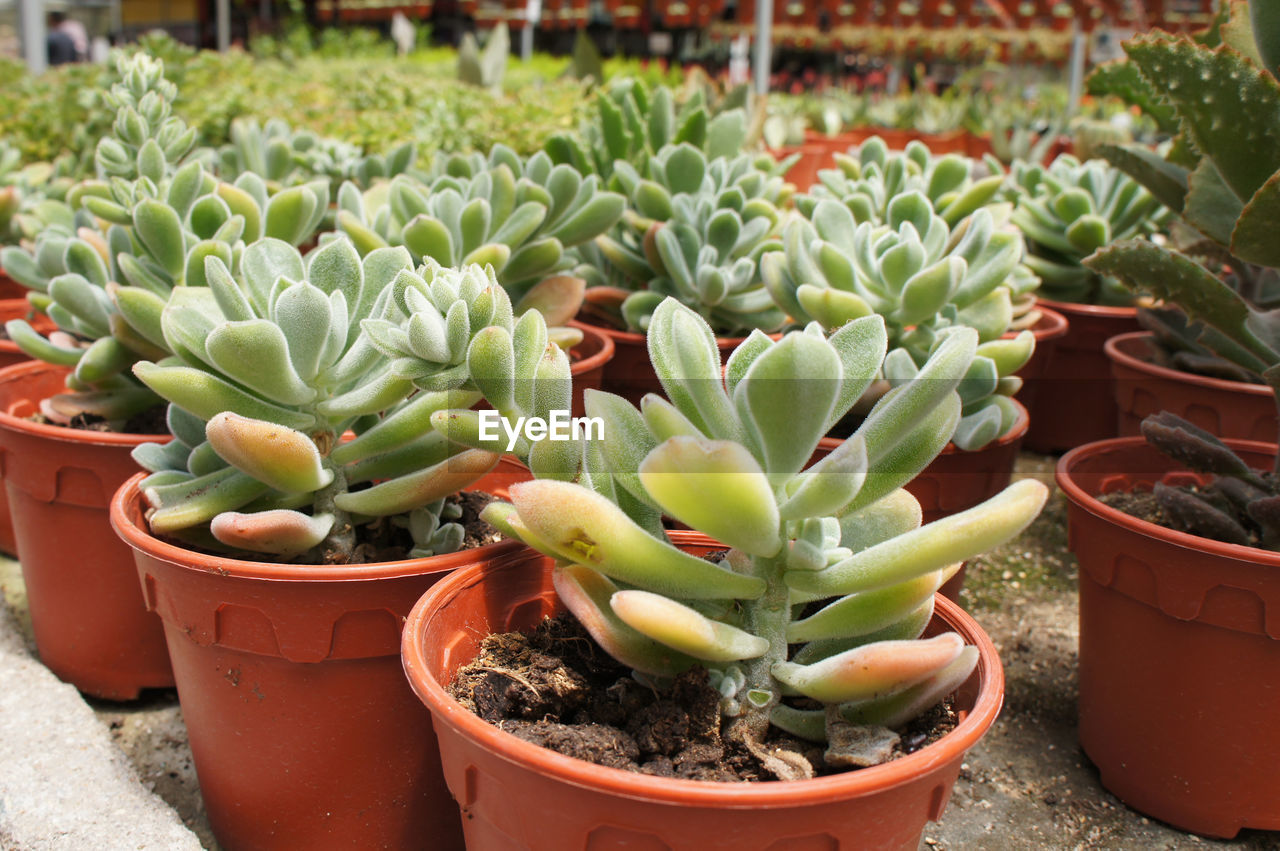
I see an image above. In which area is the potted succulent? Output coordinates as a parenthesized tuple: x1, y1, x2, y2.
(1057, 20, 1280, 838)
(403, 299, 1047, 847)
(109, 240, 566, 849)
(1006, 154, 1171, 451)
(0, 53, 331, 699)
(763, 151, 1036, 582)
(334, 147, 623, 412)
(580, 143, 794, 402)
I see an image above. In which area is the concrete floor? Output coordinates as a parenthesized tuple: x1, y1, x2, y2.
(1, 452, 1277, 850)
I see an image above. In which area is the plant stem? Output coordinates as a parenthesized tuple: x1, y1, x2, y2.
(730, 550, 790, 744)
(314, 443, 355, 563)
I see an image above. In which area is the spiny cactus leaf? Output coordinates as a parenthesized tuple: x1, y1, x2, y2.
(1087, 240, 1280, 367)
(1253, 0, 1280, 77)
(1097, 144, 1189, 214)
(505, 480, 766, 599)
(1125, 36, 1280, 203)
(771, 633, 964, 704)
(610, 590, 770, 662)
(1184, 159, 1244, 245)
(1231, 169, 1280, 267)
(638, 437, 781, 557)
(790, 479, 1048, 596)
(210, 510, 334, 557)
(332, 448, 499, 516)
(205, 412, 332, 494)
(553, 566, 698, 677)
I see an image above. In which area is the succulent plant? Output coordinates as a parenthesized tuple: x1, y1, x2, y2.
(544, 77, 754, 186)
(477, 299, 1046, 775)
(1082, 20, 1280, 548)
(0, 53, 330, 426)
(203, 117, 417, 192)
(457, 23, 509, 95)
(129, 237, 557, 562)
(1008, 154, 1170, 305)
(336, 146, 624, 328)
(798, 137, 1007, 229)
(584, 144, 793, 335)
(763, 187, 1035, 450)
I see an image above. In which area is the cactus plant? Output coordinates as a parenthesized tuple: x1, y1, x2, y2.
(1082, 23, 1280, 548)
(763, 183, 1035, 450)
(585, 144, 793, 335)
(475, 298, 1047, 776)
(0, 53, 329, 426)
(1008, 154, 1170, 305)
(128, 237, 562, 562)
(336, 146, 624, 329)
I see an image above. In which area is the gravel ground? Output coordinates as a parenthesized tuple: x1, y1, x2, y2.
(2, 451, 1277, 850)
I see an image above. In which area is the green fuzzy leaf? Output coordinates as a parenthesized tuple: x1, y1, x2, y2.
(647, 299, 740, 442)
(133, 361, 316, 431)
(205, 319, 317, 406)
(132, 200, 186, 278)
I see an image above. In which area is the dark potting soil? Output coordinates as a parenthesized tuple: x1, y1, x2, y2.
(1098, 479, 1273, 547)
(1097, 489, 1167, 527)
(449, 613, 958, 782)
(30, 404, 170, 435)
(342, 489, 503, 563)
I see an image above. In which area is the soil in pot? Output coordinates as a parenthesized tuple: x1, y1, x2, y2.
(402, 542, 1006, 851)
(450, 612, 959, 781)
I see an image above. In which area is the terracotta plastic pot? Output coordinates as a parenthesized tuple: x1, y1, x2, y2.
(772, 140, 830, 191)
(0, 299, 55, 555)
(402, 538, 1004, 851)
(1057, 437, 1280, 838)
(1008, 305, 1069, 413)
(0, 269, 28, 301)
(573, 319, 765, 406)
(567, 322, 614, 418)
(815, 398, 1029, 600)
(110, 460, 532, 851)
(1105, 331, 1276, 442)
(1023, 298, 1140, 453)
(0, 360, 173, 698)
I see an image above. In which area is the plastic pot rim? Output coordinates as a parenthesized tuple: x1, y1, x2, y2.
(568, 321, 615, 374)
(401, 543, 1006, 808)
(1104, 331, 1271, 399)
(1056, 436, 1280, 567)
(110, 468, 531, 583)
(0, 360, 170, 448)
(1035, 297, 1139, 321)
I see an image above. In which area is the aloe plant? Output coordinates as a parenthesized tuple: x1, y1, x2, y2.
(129, 238, 559, 562)
(1008, 155, 1170, 305)
(763, 185, 1035, 450)
(1082, 20, 1280, 548)
(0, 53, 329, 426)
(585, 144, 793, 335)
(476, 299, 1046, 776)
(336, 146, 624, 328)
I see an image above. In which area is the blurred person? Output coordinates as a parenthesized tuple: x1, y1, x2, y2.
(48, 11, 88, 62)
(46, 14, 76, 66)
